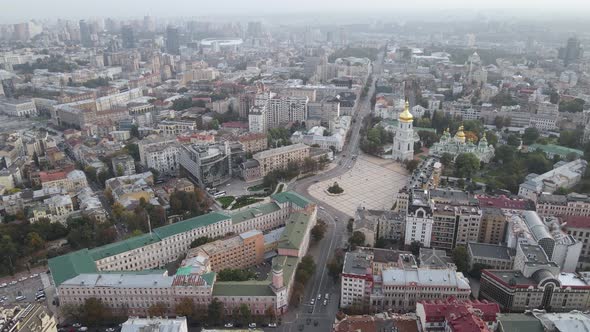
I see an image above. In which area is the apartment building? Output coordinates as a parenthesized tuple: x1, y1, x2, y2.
(467, 242, 515, 270)
(238, 133, 268, 154)
(112, 155, 136, 176)
(0, 98, 37, 117)
(480, 243, 590, 313)
(49, 191, 312, 283)
(404, 189, 434, 248)
(340, 249, 470, 312)
(40, 169, 88, 194)
(253, 143, 310, 177)
(537, 193, 590, 217)
(121, 317, 187, 332)
(416, 298, 500, 332)
(248, 92, 309, 133)
(431, 203, 482, 250)
(157, 120, 198, 137)
(51, 192, 315, 317)
(58, 272, 214, 316)
(518, 159, 588, 201)
(561, 215, 590, 269)
(0, 304, 57, 332)
(478, 207, 507, 245)
(190, 230, 265, 271)
(138, 138, 181, 176)
(179, 142, 232, 187)
(105, 172, 155, 208)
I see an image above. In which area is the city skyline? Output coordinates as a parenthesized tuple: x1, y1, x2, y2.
(3, 0, 590, 23)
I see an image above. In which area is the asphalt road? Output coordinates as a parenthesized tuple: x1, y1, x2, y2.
(277, 51, 384, 332)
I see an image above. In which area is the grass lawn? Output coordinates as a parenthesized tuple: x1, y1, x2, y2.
(247, 183, 268, 192)
(231, 196, 264, 210)
(217, 196, 235, 209)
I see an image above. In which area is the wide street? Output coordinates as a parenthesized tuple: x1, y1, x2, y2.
(279, 50, 387, 331)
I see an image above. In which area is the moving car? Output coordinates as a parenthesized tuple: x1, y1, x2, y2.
(268, 323, 277, 328)
(310, 299, 315, 305)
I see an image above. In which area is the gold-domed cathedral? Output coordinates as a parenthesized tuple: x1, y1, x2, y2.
(429, 126, 495, 163)
(392, 101, 415, 161)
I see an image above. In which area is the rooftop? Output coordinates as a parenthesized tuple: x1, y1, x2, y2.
(343, 251, 372, 276)
(47, 249, 98, 287)
(278, 212, 313, 250)
(121, 317, 187, 332)
(468, 243, 515, 261)
(253, 143, 309, 160)
(381, 268, 470, 289)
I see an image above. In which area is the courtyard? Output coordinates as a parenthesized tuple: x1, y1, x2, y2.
(308, 154, 409, 217)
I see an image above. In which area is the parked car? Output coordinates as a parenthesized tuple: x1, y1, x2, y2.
(323, 299, 328, 306)
(248, 323, 256, 328)
(317, 294, 321, 300)
(9, 281, 16, 285)
(223, 323, 233, 328)
(268, 323, 277, 328)
(79, 327, 88, 332)
(0, 283, 7, 288)
(310, 299, 315, 305)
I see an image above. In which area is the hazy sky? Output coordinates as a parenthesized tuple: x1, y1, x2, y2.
(3, 0, 590, 21)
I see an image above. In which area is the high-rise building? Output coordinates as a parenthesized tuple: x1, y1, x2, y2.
(121, 25, 135, 49)
(166, 26, 180, 55)
(392, 101, 414, 161)
(13, 22, 29, 41)
(559, 37, 583, 66)
(79, 20, 92, 47)
(247, 21, 262, 38)
(143, 16, 155, 33)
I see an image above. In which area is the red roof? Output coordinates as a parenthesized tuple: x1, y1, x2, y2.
(562, 215, 590, 229)
(418, 297, 500, 326)
(221, 121, 248, 129)
(39, 170, 67, 183)
(447, 313, 489, 332)
(239, 133, 266, 142)
(476, 195, 531, 210)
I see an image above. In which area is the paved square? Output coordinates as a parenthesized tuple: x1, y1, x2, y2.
(308, 154, 409, 217)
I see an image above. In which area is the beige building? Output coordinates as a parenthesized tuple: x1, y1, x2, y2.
(253, 143, 310, 177)
(189, 230, 265, 271)
(0, 304, 57, 332)
(239, 133, 268, 154)
(478, 207, 507, 245)
(537, 193, 590, 217)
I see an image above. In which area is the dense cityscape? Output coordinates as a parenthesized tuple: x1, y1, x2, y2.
(1, 2, 590, 332)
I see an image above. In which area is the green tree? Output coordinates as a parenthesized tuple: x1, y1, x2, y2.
(348, 231, 366, 249)
(311, 220, 327, 242)
(440, 153, 454, 167)
(452, 246, 470, 274)
(80, 298, 111, 326)
(126, 143, 140, 161)
(208, 298, 224, 326)
(265, 305, 276, 324)
(175, 298, 196, 319)
(0, 235, 17, 274)
(405, 159, 420, 172)
(522, 127, 540, 145)
(238, 304, 252, 326)
(506, 134, 521, 147)
(26, 232, 45, 252)
(417, 130, 439, 148)
(494, 145, 516, 164)
(190, 236, 212, 248)
(485, 131, 499, 147)
(454, 153, 480, 178)
(347, 218, 354, 233)
(409, 241, 422, 257)
(469, 263, 492, 279)
(148, 302, 168, 317)
(559, 129, 584, 148)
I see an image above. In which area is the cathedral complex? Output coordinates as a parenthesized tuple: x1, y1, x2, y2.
(429, 127, 495, 163)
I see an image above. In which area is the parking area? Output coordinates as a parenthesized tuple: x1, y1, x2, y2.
(0, 274, 46, 306)
(308, 154, 409, 217)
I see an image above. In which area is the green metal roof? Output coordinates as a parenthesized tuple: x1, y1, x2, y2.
(211, 255, 298, 297)
(89, 233, 161, 261)
(154, 211, 230, 239)
(230, 202, 281, 224)
(201, 272, 216, 286)
(175, 267, 193, 276)
(48, 249, 98, 287)
(278, 212, 313, 250)
(497, 314, 543, 332)
(528, 144, 583, 158)
(212, 282, 275, 297)
(271, 192, 313, 209)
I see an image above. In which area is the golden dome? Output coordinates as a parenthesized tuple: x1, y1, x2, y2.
(399, 101, 414, 122)
(456, 125, 466, 138)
